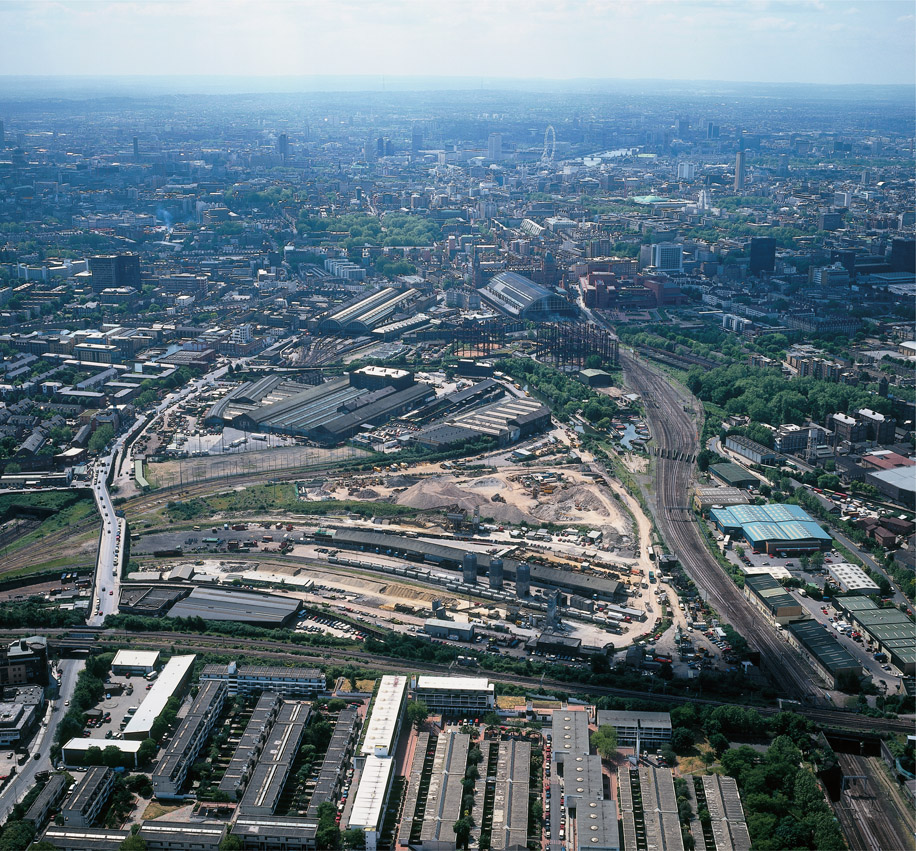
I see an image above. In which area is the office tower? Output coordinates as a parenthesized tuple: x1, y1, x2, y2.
(376, 137, 385, 158)
(778, 154, 789, 177)
(706, 121, 719, 139)
(487, 132, 502, 161)
(364, 136, 375, 162)
(734, 151, 746, 192)
(651, 242, 684, 273)
(133, 136, 139, 159)
(411, 125, 423, 155)
(88, 254, 141, 293)
(749, 238, 776, 275)
(278, 133, 289, 161)
(890, 238, 916, 273)
(676, 117, 689, 136)
(677, 162, 696, 180)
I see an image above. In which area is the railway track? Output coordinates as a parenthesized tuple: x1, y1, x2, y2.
(620, 352, 825, 704)
(834, 752, 915, 851)
(17, 628, 911, 734)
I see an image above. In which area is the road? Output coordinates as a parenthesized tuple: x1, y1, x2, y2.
(87, 363, 232, 626)
(0, 658, 84, 823)
(618, 350, 825, 704)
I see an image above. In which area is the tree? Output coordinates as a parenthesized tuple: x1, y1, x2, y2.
(709, 733, 731, 757)
(118, 837, 147, 851)
(0, 821, 35, 851)
(590, 725, 618, 759)
(103, 745, 124, 768)
(406, 699, 428, 730)
(219, 835, 243, 851)
(671, 727, 695, 753)
(137, 738, 158, 766)
(89, 424, 114, 454)
(453, 816, 474, 849)
(342, 828, 366, 850)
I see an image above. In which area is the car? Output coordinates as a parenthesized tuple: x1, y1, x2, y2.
(109, 591, 114, 595)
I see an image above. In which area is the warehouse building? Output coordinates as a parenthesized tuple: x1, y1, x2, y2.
(318, 287, 420, 334)
(867, 466, 916, 508)
(709, 463, 758, 490)
(122, 654, 195, 740)
(219, 692, 283, 800)
(321, 528, 624, 602)
(347, 754, 396, 851)
(167, 587, 299, 627)
(743, 574, 804, 625)
(424, 616, 476, 642)
(693, 486, 750, 514)
(479, 271, 576, 320)
(360, 674, 407, 758)
(415, 394, 551, 450)
(834, 596, 916, 674)
(595, 710, 672, 749)
(200, 661, 325, 698)
(786, 620, 862, 688)
(61, 766, 114, 828)
(412, 675, 495, 716)
(238, 702, 311, 817)
(710, 504, 832, 554)
(153, 679, 228, 799)
(724, 435, 779, 466)
(110, 650, 160, 677)
(827, 563, 880, 595)
(204, 374, 320, 427)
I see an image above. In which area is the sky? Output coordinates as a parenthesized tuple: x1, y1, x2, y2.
(0, 0, 913, 86)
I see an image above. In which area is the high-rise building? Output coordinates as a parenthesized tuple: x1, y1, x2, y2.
(890, 238, 915, 273)
(487, 132, 502, 161)
(650, 242, 684, 273)
(132, 136, 139, 159)
(278, 133, 289, 161)
(734, 151, 746, 192)
(364, 136, 375, 162)
(749, 238, 776, 275)
(88, 254, 141, 293)
(411, 125, 423, 155)
(677, 162, 696, 180)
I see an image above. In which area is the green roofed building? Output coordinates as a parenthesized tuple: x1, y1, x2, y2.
(786, 620, 862, 688)
(743, 574, 804, 625)
(710, 462, 758, 490)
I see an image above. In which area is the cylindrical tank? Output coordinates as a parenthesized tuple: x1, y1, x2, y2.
(488, 557, 504, 590)
(516, 562, 531, 597)
(547, 590, 559, 623)
(462, 552, 477, 585)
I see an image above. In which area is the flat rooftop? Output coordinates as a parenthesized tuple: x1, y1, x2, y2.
(122, 654, 195, 738)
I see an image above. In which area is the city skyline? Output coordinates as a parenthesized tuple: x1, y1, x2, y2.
(0, 0, 913, 87)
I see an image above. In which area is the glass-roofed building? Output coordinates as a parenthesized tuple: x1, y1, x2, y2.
(709, 503, 832, 554)
(478, 271, 576, 319)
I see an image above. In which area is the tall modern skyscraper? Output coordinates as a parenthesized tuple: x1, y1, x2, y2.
(411, 125, 423, 155)
(651, 242, 684, 273)
(734, 151, 746, 192)
(88, 254, 141, 293)
(677, 162, 696, 180)
(487, 132, 502, 161)
(132, 136, 139, 159)
(278, 133, 289, 162)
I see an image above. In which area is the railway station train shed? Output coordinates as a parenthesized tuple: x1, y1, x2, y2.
(709, 503, 832, 554)
(318, 287, 420, 334)
(478, 271, 576, 320)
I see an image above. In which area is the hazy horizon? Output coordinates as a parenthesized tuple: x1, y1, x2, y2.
(1, 0, 913, 87)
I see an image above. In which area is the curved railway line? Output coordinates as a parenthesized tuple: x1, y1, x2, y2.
(620, 352, 825, 704)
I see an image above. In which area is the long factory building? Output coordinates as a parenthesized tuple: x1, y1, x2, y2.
(319, 527, 625, 603)
(618, 765, 683, 851)
(550, 709, 620, 851)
